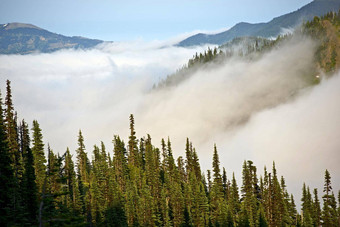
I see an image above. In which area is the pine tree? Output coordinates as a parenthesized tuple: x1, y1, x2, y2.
(321, 170, 337, 226)
(64, 147, 81, 214)
(301, 184, 313, 227)
(5, 80, 21, 176)
(240, 160, 258, 227)
(144, 135, 161, 225)
(0, 89, 15, 226)
(210, 144, 224, 225)
(128, 114, 139, 167)
(20, 120, 38, 225)
(4, 80, 23, 224)
(75, 130, 91, 223)
(31, 120, 47, 195)
(289, 194, 297, 225)
(280, 176, 291, 225)
(257, 204, 268, 227)
(222, 167, 228, 200)
(185, 138, 193, 176)
(312, 188, 321, 227)
(229, 172, 240, 219)
(112, 135, 128, 192)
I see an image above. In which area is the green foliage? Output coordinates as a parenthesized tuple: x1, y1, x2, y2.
(303, 10, 340, 74)
(20, 120, 38, 226)
(0, 90, 15, 226)
(32, 119, 47, 194)
(1, 82, 339, 227)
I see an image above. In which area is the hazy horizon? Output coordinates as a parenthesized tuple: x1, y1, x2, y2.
(0, 0, 312, 41)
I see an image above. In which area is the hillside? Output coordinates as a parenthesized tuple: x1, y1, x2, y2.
(156, 10, 340, 90)
(0, 23, 104, 54)
(178, 0, 340, 46)
(303, 11, 340, 73)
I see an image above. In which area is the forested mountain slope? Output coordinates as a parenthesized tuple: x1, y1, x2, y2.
(158, 10, 340, 90)
(178, 0, 340, 46)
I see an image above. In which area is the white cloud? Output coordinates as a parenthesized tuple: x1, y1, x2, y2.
(0, 35, 339, 204)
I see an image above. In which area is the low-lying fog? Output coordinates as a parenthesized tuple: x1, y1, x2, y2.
(0, 37, 339, 204)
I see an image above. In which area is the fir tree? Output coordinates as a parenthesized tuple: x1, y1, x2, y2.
(31, 120, 47, 195)
(0, 90, 15, 226)
(321, 170, 337, 226)
(20, 120, 38, 225)
(312, 188, 321, 227)
(64, 147, 81, 214)
(4, 80, 22, 224)
(128, 114, 139, 167)
(75, 130, 91, 223)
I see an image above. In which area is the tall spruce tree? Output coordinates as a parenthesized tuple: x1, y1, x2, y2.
(210, 144, 224, 225)
(4, 80, 23, 224)
(20, 120, 38, 225)
(75, 130, 91, 223)
(312, 188, 321, 227)
(321, 170, 337, 226)
(5, 80, 21, 176)
(31, 120, 47, 195)
(0, 89, 15, 226)
(64, 147, 81, 214)
(128, 114, 139, 167)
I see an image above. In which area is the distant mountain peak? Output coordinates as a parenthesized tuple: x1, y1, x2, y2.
(0, 22, 104, 54)
(177, 0, 340, 46)
(2, 22, 43, 30)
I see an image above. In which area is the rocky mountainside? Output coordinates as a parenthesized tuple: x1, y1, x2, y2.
(0, 23, 104, 54)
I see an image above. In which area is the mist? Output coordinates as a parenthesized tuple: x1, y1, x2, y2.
(0, 36, 339, 202)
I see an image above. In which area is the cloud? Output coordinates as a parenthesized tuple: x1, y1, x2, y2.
(213, 72, 340, 203)
(0, 35, 339, 203)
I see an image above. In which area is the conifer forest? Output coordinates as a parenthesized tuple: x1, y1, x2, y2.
(0, 79, 339, 227)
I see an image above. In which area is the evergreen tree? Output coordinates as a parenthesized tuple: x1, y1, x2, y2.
(75, 130, 91, 223)
(0, 89, 15, 226)
(229, 172, 240, 219)
(210, 144, 224, 225)
(20, 120, 38, 225)
(128, 114, 139, 167)
(64, 147, 81, 214)
(112, 135, 128, 192)
(289, 194, 297, 226)
(257, 204, 268, 227)
(4, 80, 23, 224)
(312, 188, 321, 227)
(321, 170, 337, 226)
(5, 80, 21, 177)
(31, 120, 47, 195)
(301, 184, 313, 227)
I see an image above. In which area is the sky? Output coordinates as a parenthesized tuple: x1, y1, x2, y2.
(0, 0, 313, 41)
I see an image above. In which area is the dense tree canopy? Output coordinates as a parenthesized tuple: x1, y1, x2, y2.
(0, 80, 339, 227)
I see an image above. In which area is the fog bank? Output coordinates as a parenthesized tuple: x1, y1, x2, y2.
(0, 37, 339, 201)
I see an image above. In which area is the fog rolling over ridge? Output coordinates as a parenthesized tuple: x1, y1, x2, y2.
(0, 35, 339, 198)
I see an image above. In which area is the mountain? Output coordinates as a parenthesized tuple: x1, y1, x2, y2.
(177, 0, 340, 47)
(0, 22, 104, 54)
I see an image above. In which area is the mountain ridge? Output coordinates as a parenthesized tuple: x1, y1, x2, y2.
(0, 22, 104, 54)
(178, 0, 340, 46)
